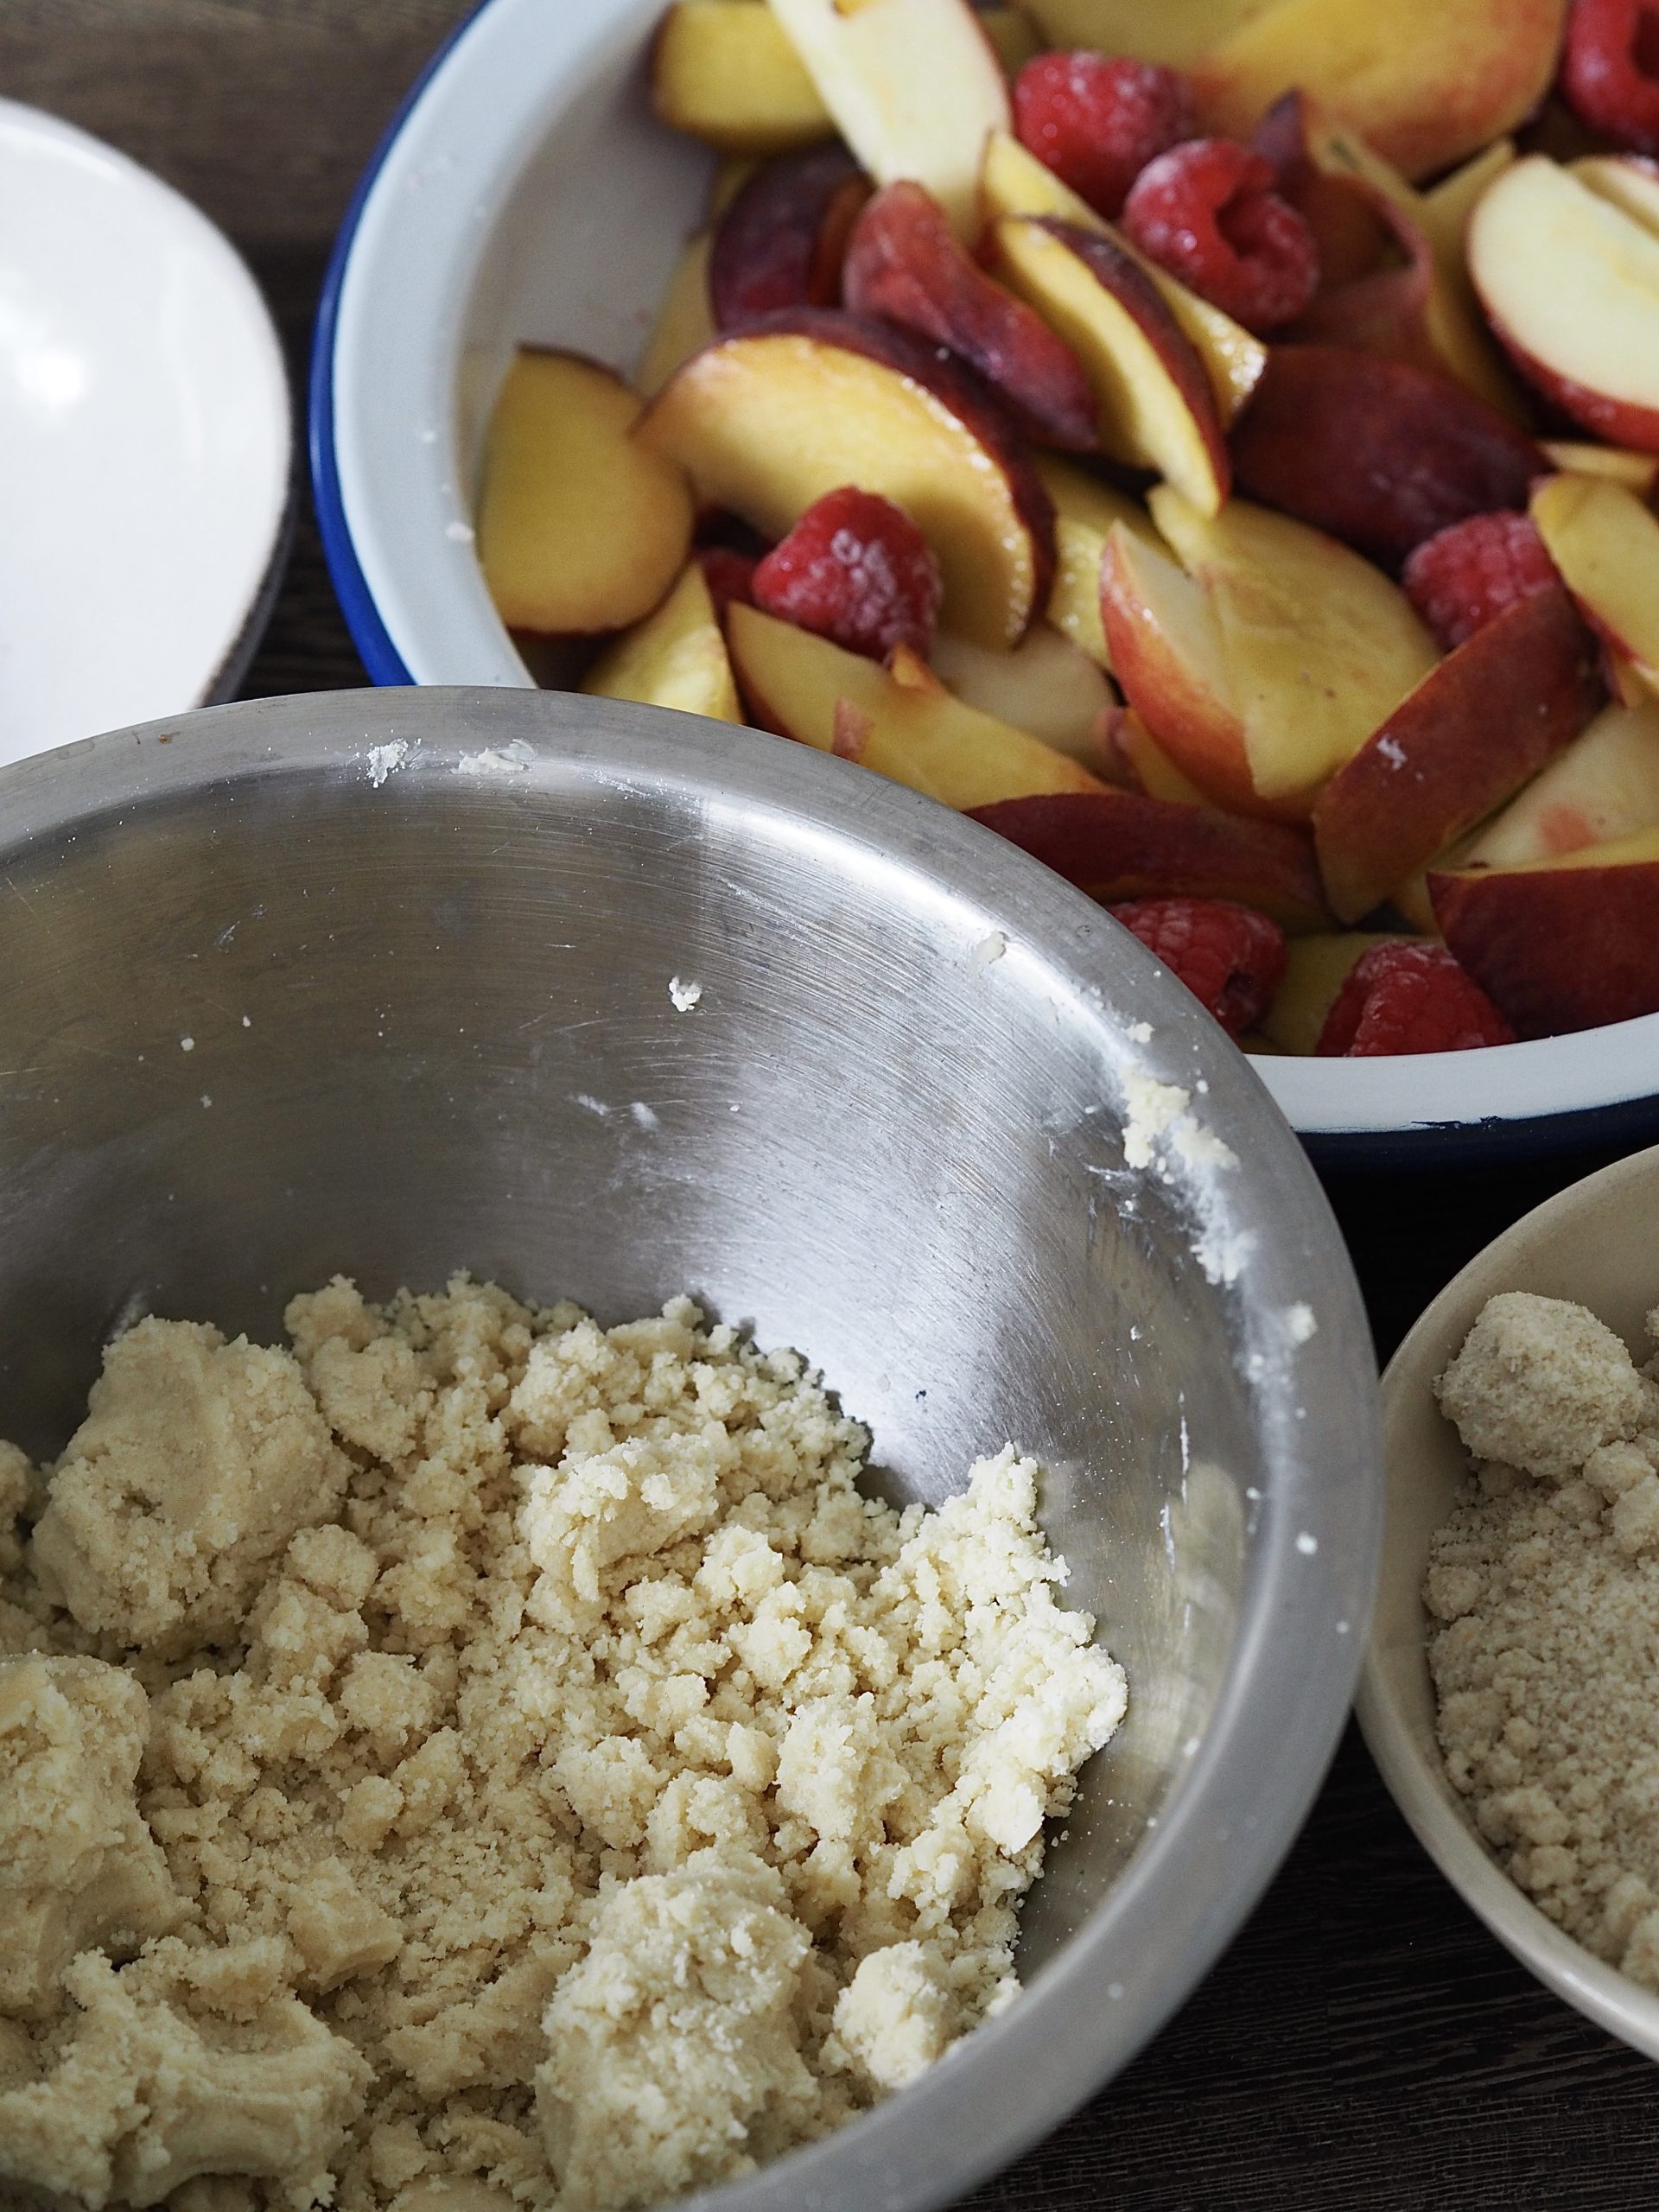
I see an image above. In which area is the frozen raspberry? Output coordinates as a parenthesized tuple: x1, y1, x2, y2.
(696, 547, 758, 620)
(1563, 0, 1659, 156)
(1402, 513, 1560, 652)
(1013, 52, 1196, 219)
(1316, 942, 1516, 1056)
(751, 488, 942, 661)
(1121, 138, 1319, 332)
(1107, 898, 1287, 1039)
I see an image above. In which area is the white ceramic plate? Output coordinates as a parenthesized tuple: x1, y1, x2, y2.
(314, 0, 1659, 1157)
(1357, 1141, 1659, 2063)
(0, 100, 291, 760)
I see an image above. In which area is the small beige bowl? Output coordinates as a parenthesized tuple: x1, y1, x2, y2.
(1357, 1141, 1659, 2062)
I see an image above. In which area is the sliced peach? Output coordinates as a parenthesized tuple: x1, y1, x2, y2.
(766, 0, 1008, 240)
(979, 131, 1266, 426)
(1460, 698, 1659, 870)
(1192, 0, 1568, 183)
(966, 790, 1330, 929)
(638, 233, 716, 399)
(1431, 826, 1659, 1036)
(1260, 931, 1410, 1055)
(842, 181, 1096, 449)
(581, 560, 741, 723)
(988, 217, 1230, 517)
(1541, 441, 1659, 496)
(727, 601, 1103, 808)
(1014, 0, 1282, 67)
(930, 624, 1111, 761)
(1148, 486, 1440, 812)
(1469, 156, 1659, 453)
(1571, 154, 1659, 238)
(1035, 455, 1155, 671)
(1256, 99, 1523, 415)
(478, 351, 693, 636)
(1531, 472, 1659, 695)
(1310, 587, 1605, 923)
(1103, 710, 1212, 806)
(1098, 523, 1267, 818)
(636, 310, 1054, 648)
(651, 3, 834, 156)
(1229, 347, 1545, 566)
(709, 147, 869, 329)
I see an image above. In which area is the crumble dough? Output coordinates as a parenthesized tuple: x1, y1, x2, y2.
(1427, 1290, 1659, 1987)
(0, 1281, 1125, 2211)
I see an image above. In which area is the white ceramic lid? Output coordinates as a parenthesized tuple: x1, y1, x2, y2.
(0, 99, 292, 760)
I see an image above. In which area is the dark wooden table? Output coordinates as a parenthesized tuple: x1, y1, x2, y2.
(14, 7, 1656, 2204)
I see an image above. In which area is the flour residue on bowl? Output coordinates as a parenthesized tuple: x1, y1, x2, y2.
(0, 1281, 1123, 2211)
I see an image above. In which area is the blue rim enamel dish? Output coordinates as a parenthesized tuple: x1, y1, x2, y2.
(308, 0, 1659, 1164)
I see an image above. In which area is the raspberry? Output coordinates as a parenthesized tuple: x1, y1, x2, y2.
(1316, 942, 1516, 1056)
(696, 547, 758, 620)
(751, 488, 942, 660)
(1013, 52, 1195, 220)
(1106, 898, 1287, 1039)
(1121, 139, 1319, 333)
(1562, 0, 1659, 156)
(1402, 513, 1560, 652)
(842, 181, 1097, 450)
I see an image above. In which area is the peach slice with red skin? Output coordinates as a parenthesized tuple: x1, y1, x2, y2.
(1431, 827, 1659, 1037)
(1190, 0, 1568, 183)
(478, 350, 694, 636)
(1459, 699, 1659, 870)
(1034, 455, 1156, 672)
(1099, 487, 1440, 821)
(636, 308, 1054, 649)
(966, 790, 1330, 931)
(1469, 156, 1659, 453)
(1098, 522, 1267, 818)
(727, 602, 1102, 809)
(1309, 587, 1605, 924)
(988, 216, 1230, 516)
(842, 181, 1096, 450)
(1229, 347, 1546, 568)
(1255, 99, 1525, 418)
(978, 132, 1267, 428)
(1530, 472, 1659, 698)
(709, 147, 870, 328)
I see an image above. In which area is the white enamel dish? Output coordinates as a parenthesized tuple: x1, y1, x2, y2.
(311, 0, 1659, 1161)
(1, 99, 291, 760)
(1358, 1142, 1659, 2061)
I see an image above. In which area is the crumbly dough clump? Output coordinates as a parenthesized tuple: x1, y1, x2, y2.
(0, 1281, 1124, 2212)
(1428, 1291, 1659, 1988)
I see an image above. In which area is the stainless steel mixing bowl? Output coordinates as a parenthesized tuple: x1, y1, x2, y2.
(0, 687, 1378, 2209)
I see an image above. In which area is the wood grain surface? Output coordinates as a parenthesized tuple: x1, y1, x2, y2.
(10, 6, 1656, 2205)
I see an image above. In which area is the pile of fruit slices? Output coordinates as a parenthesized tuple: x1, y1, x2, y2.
(474, 0, 1659, 1057)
